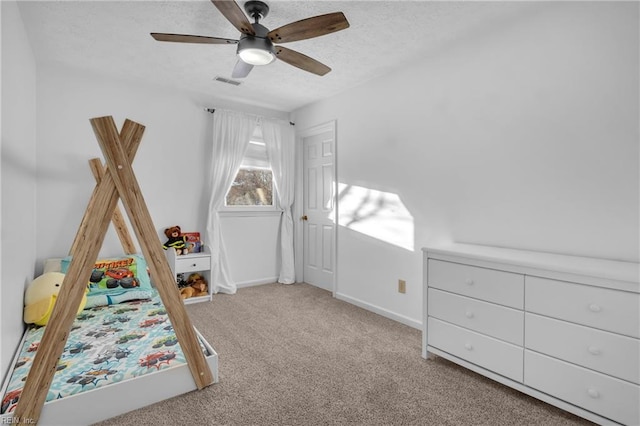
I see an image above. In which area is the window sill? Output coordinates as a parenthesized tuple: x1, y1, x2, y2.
(218, 209, 283, 218)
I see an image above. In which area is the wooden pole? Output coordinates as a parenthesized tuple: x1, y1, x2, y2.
(91, 116, 213, 390)
(88, 158, 137, 254)
(15, 119, 145, 424)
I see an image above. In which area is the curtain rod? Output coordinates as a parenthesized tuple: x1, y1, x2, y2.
(204, 108, 294, 126)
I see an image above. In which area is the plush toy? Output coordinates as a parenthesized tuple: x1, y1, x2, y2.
(24, 272, 87, 326)
(180, 273, 208, 299)
(163, 225, 188, 255)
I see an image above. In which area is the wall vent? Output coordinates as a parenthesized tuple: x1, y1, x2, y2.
(213, 76, 242, 86)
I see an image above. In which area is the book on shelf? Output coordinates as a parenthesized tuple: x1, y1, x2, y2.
(181, 232, 202, 253)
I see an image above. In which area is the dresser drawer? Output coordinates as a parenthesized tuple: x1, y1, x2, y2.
(429, 288, 524, 345)
(175, 255, 211, 274)
(428, 260, 524, 309)
(525, 276, 640, 338)
(526, 313, 639, 384)
(524, 350, 640, 425)
(428, 317, 523, 382)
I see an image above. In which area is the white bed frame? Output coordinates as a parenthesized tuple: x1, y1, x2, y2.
(1, 328, 218, 425)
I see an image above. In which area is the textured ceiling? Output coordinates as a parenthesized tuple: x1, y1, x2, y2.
(17, 1, 534, 112)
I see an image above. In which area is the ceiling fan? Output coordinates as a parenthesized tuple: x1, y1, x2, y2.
(151, 0, 350, 78)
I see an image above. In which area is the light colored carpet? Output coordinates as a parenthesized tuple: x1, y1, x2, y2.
(95, 283, 591, 425)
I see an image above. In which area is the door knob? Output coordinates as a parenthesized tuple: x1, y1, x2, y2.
(301, 215, 308, 221)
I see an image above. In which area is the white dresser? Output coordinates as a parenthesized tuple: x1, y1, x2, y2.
(422, 244, 639, 425)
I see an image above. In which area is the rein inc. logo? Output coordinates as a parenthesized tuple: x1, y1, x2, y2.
(1, 416, 36, 424)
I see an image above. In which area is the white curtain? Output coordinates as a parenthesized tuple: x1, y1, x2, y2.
(206, 110, 257, 294)
(262, 118, 296, 284)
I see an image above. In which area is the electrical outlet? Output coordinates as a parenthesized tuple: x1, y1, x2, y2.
(398, 279, 406, 294)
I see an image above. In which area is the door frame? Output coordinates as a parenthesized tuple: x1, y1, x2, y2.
(294, 120, 338, 296)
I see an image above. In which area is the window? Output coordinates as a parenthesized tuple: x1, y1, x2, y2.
(225, 135, 276, 209)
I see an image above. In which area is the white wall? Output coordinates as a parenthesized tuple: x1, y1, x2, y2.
(34, 64, 286, 286)
(1, 0, 38, 381)
(36, 63, 208, 264)
(292, 2, 639, 327)
(220, 212, 281, 286)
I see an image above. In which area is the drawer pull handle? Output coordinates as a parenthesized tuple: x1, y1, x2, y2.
(588, 304, 602, 313)
(587, 346, 601, 356)
(191, 263, 197, 267)
(464, 343, 473, 351)
(587, 388, 600, 399)
(465, 311, 474, 319)
(465, 279, 474, 286)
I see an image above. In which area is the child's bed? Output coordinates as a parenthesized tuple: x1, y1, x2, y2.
(0, 256, 218, 425)
(3, 117, 217, 425)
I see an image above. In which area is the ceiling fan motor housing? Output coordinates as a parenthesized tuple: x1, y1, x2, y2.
(237, 22, 275, 64)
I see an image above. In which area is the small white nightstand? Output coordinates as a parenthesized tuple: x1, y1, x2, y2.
(164, 245, 212, 304)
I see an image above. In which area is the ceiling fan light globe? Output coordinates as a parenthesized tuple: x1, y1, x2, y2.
(238, 48, 275, 66)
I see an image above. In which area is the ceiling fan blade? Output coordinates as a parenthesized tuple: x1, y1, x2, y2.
(151, 33, 238, 44)
(210, 0, 255, 36)
(232, 60, 254, 78)
(268, 12, 349, 44)
(275, 46, 331, 76)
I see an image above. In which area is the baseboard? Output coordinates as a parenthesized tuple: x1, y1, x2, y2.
(334, 292, 422, 330)
(234, 281, 422, 330)
(236, 277, 279, 289)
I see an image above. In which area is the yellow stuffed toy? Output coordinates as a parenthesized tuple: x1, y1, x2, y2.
(24, 272, 87, 326)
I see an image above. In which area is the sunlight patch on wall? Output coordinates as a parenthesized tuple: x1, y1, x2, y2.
(335, 183, 414, 251)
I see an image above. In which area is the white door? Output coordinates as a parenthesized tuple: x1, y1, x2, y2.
(302, 122, 336, 293)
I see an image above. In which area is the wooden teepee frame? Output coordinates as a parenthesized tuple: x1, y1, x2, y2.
(14, 117, 214, 424)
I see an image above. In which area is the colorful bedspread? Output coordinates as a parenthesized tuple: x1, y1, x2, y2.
(1, 290, 206, 414)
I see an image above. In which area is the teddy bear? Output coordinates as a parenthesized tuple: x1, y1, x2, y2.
(179, 273, 208, 299)
(162, 225, 188, 255)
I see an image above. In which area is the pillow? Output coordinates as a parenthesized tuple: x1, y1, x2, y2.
(61, 254, 154, 308)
